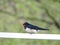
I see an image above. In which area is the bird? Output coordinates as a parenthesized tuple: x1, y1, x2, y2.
(23, 22, 49, 34)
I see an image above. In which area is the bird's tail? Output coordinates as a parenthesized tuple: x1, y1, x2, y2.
(39, 28, 49, 30)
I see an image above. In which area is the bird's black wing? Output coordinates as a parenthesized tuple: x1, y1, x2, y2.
(27, 24, 49, 30)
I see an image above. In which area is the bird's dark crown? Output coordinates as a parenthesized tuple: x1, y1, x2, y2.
(23, 22, 30, 26)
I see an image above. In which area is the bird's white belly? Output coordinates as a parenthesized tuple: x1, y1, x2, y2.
(26, 28, 37, 33)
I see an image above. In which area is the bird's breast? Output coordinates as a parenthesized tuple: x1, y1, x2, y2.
(25, 28, 37, 33)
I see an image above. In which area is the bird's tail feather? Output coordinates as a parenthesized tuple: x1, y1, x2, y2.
(39, 28, 49, 30)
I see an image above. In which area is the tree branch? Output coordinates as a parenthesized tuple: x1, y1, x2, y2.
(43, 7, 60, 30)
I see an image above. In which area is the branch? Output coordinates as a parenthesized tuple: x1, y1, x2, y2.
(43, 7, 60, 29)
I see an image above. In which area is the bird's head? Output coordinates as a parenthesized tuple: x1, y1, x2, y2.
(23, 22, 29, 26)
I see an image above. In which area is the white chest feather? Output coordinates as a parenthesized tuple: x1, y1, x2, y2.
(25, 28, 37, 33)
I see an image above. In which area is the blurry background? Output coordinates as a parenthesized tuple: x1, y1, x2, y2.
(0, 0, 60, 45)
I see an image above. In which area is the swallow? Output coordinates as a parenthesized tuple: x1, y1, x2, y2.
(23, 22, 49, 34)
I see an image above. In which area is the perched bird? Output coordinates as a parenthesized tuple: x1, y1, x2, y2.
(23, 22, 49, 34)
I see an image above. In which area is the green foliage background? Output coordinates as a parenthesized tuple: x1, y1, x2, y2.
(0, 0, 60, 45)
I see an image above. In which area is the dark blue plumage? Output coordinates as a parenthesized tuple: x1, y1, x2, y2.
(23, 22, 49, 30)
